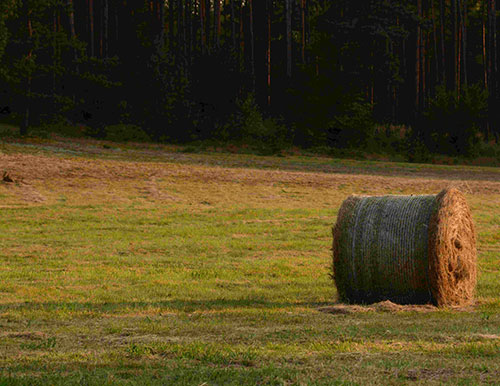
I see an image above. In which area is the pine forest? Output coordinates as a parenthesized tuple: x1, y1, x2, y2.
(1, 1, 500, 158)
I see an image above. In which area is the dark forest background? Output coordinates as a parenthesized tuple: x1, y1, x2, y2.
(1, 0, 500, 160)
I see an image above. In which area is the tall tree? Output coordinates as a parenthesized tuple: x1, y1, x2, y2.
(66, 0, 78, 73)
(182, 0, 187, 56)
(286, 0, 292, 77)
(452, 0, 458, 91)
(249, 0, 255, 90)
(20, 4, 33, 136)
(200, 0, 207, 53)
(213, 0, 220, 48)
(187, 0, 192, 58)
(205, 0, 211, 51)
(239, 0, 244, 63)
(103, 0, 109, 58)
(439, 0, 446, 84)
(231, 0, 236, 50)
(159, 0, 165, 51)
(267, 0, 272, 106)
(431, 0, 439, 85)
(490, 0, 498, 95)
(169, 0, 175, 51)
(176, 0, 182, 55)
(300, 0, 306, 63)
(483, 0, 488, 88)
(416, 0, 422, 113)
(89, 0, 95, 57)
(461, 0, 467, 87)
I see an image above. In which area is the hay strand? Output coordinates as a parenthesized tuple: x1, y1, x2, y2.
(332, 188, 476, 307)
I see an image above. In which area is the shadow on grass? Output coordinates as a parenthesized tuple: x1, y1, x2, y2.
(0, 298, 333, 313)
(0, 363, 311, 386)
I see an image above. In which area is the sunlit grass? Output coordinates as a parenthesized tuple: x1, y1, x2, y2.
(0, 139, 499, 384)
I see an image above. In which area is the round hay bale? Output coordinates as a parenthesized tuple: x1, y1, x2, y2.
(332, 188, 476, 307)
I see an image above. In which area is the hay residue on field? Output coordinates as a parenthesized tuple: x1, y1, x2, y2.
(318, 300, 477, 314)
(1, 170, 46, 203)
(318, 301, 438, 314)
(1, 152, 500, 195)
(1, 149, 499, 210)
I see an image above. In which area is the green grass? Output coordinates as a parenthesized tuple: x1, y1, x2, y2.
(0, 138, 499, 384)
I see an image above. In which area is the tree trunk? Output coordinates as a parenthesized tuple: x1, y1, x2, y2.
(176, 0, 182, 53)
(161, 0, 166, 50)
(425, 31, 430, 103)
(239, 1, 244, 63)
(451, 0, 457, 92)
(20, 88, 30, 136)
(483, 1, 488, 89)
(205, 0, 211, 52)
(231, 0, 236, 50)
(115, 1, 119, 51)
(492, 0, 499, 143)
(182, 0, 187, 57)
(89, 0, 94, 57)
(53, 9, 57, 95)
(370, 47, 374, 109)
(169, 0, 175, 52)
(249, 0, 255, 91)
(439, 0, 446, 85)
(461, 0, 467, 87)
(416, 0, 422, 114)
(67, 0, 77, 44)
(493, 0, 497, 96)
(187, 0, 192, 60)
(21, 13, 33, 136)
(200, 0, 206, 53)
(99, 2, 103, 57)
(431, 0, 439, 84)
(267, 0, 272, 106)
(488, 0, 492, 90)
(457, 0, 462, 95)
(286, 0, 292, 77)
(301, 0, 305, 63)
(104, 0, 109, 58)
(66, 0, 79, 91)
(213, 0, 220, 48)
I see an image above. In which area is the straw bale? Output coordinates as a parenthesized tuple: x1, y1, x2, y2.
(332, 188, 476, 307)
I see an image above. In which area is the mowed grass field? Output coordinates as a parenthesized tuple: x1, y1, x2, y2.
(0, 138, 500, 385)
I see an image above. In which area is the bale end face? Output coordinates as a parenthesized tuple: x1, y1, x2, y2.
(428, 188, 477, 307)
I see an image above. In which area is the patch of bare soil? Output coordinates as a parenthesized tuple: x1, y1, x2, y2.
(401, 367, 500, 383)
(1, 152, 500, 195)
(403, 368, 457, 382)
(318, 300, 476, 314)
(2, 331, 47, 340)
(140, 176, 180, 201)
(474, 333, 500, 340)
(18, 182, 45, 203)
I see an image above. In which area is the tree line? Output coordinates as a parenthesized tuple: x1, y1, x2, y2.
(0, 1, 499, 156)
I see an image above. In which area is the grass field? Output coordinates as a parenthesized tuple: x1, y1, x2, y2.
(0, 137, 499, 385)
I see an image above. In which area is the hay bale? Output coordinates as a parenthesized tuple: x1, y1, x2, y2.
(332, 188, 476, 307)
